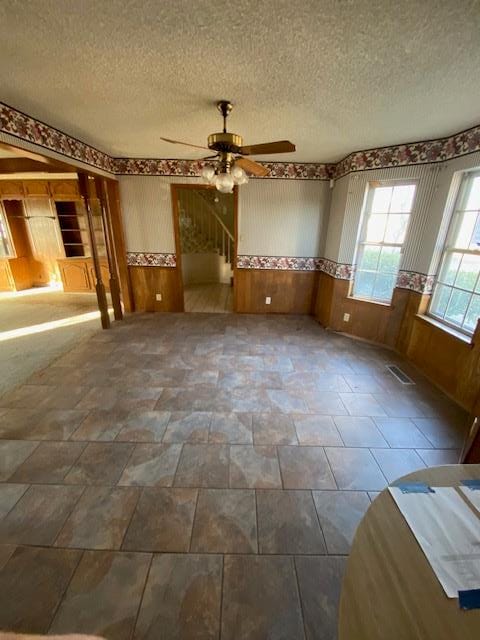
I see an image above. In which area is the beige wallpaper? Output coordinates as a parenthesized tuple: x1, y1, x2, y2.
(119, 176, 331, 258)
(238, 179, 330, 257)
(119, 175, 202, 253)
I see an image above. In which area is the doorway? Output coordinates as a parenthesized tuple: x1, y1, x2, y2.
(172, 185, 236, 313)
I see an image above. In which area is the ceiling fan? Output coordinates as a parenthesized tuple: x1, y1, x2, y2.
(161, 100, 296, 193)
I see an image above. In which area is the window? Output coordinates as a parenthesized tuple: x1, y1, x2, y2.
(0, 205, 15, 258)
(352, 182, 416, 303)
(429, 171, 480, 335)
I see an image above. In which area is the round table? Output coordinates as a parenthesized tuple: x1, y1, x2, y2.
(339, 464, 480, 640)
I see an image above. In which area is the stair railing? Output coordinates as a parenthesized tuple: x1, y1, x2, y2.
(181, 190, 234, 265)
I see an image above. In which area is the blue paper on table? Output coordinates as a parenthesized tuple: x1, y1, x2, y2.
(461, 479, 480, 491)
(459, 589, 480, 610)
(396, 482, 434, 494)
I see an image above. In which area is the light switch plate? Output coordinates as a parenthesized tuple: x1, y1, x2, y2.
(265, 297, 271, 304)
(343, 313, 350, 322)
(156, 293, 162, 302)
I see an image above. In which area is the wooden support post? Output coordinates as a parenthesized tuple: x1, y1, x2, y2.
(78, 173, 110, 329)
(105, 180, 134, 312)
(96, 177, 123, 321)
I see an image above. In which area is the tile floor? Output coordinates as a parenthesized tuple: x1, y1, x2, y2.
(0, 312, 468, 639)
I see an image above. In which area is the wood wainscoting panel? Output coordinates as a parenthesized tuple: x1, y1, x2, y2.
(314, 274, 412, 348)
(407, 316, 480, 412)
(235, 269, 318, 314)
(314, 271, 335, 326)
(129, 266, 183, 312)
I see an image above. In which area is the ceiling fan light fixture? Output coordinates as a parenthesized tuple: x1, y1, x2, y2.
(201, 165, 215, 182)
(215, 172, 234, 193)
(232, 165, 248, 185)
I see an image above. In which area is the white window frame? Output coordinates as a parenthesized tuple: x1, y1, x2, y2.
(429, 169, 480, 336)
(351, 179, 417, 304)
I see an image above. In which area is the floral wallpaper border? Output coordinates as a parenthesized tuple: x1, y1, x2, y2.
(236, 255, 354, 279)
(1, 102, 479, 180)
(396, 270, 435, 294)
(0, 103, 115, 173)
(236, 255, 322, 271)
(126, 252, 176, 267)
(115, 157, 332, 180)
(333, 124, 480, 180)
(126, 251, 434, 293)
(319, 258, 355, 280)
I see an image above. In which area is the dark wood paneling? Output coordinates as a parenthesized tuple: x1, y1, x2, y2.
(315, 274, 410, 347)
(314, 271, 335, 326)
(407, 316, 480, 412)
(129, 266, 183, 312)
(235, 269, 318, 314)
(314, 273, 479, 412)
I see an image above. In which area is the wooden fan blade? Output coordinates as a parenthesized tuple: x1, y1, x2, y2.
(236, 157, 269, 177)
(239, 140, 296, 155)
(160, 137, 210, 151)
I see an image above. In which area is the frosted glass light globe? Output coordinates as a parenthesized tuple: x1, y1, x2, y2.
(201, 165, 215, 182)
(232, 165, 248, 185)
(215, 172, 234, 193)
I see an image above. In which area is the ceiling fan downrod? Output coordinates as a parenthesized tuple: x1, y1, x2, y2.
(217, 100, 233, 133)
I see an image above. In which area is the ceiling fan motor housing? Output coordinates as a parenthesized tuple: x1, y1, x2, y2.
(208, 132, 243, 153)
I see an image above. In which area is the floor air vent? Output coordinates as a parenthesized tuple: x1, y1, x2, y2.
(385, 364, 415, 385)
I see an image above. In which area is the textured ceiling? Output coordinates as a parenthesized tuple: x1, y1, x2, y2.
(1, 0, 479, 162)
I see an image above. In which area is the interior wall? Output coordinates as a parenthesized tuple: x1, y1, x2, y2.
(119, 176, 199, 253)
(315, 151, 480, 412)
(119, 175, 331, 313)
(323, 175, 349, 262)
(238, 179, 330, 257)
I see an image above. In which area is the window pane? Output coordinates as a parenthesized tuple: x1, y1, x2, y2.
(354, 271, 375, 298)
(465, 176, 480, 211)
(390, 185, 416, 213)
(453, 211, 476, 248)
(384, 214, 410, 243)
(444, 289, 470, 326)
(464, 294, 480, 332)
(0, 213, 13, 258)
(371, 187, 392, 213)
(359, 245, 381, 270)
(372, 273, 396, 302)
(431, 283, 451, 318)
(365, 214, 387, 242)
(470, 214, 480, 249)
(454, 254, 480, 291)
(438, 252, 461, 285)
(378, 246, 401, 273)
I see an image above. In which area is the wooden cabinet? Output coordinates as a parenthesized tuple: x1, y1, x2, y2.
(0, 179, 81, 200)
(57, 257, 110, 293)
(0, 258, 15, 291)
(89, 261, 110, 290)
(58, 259, 92, 292)
(24, 181, 50, 198)
(0, 181, 24, 198)
(49, 180, 81, 200)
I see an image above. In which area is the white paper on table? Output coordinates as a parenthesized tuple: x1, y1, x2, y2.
(388, 486, 480, 598)
(460, 486, 480, 513)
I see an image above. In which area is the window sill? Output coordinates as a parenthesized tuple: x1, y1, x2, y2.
(415, 314, 473, 346)
(348, 296, 392, 308)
